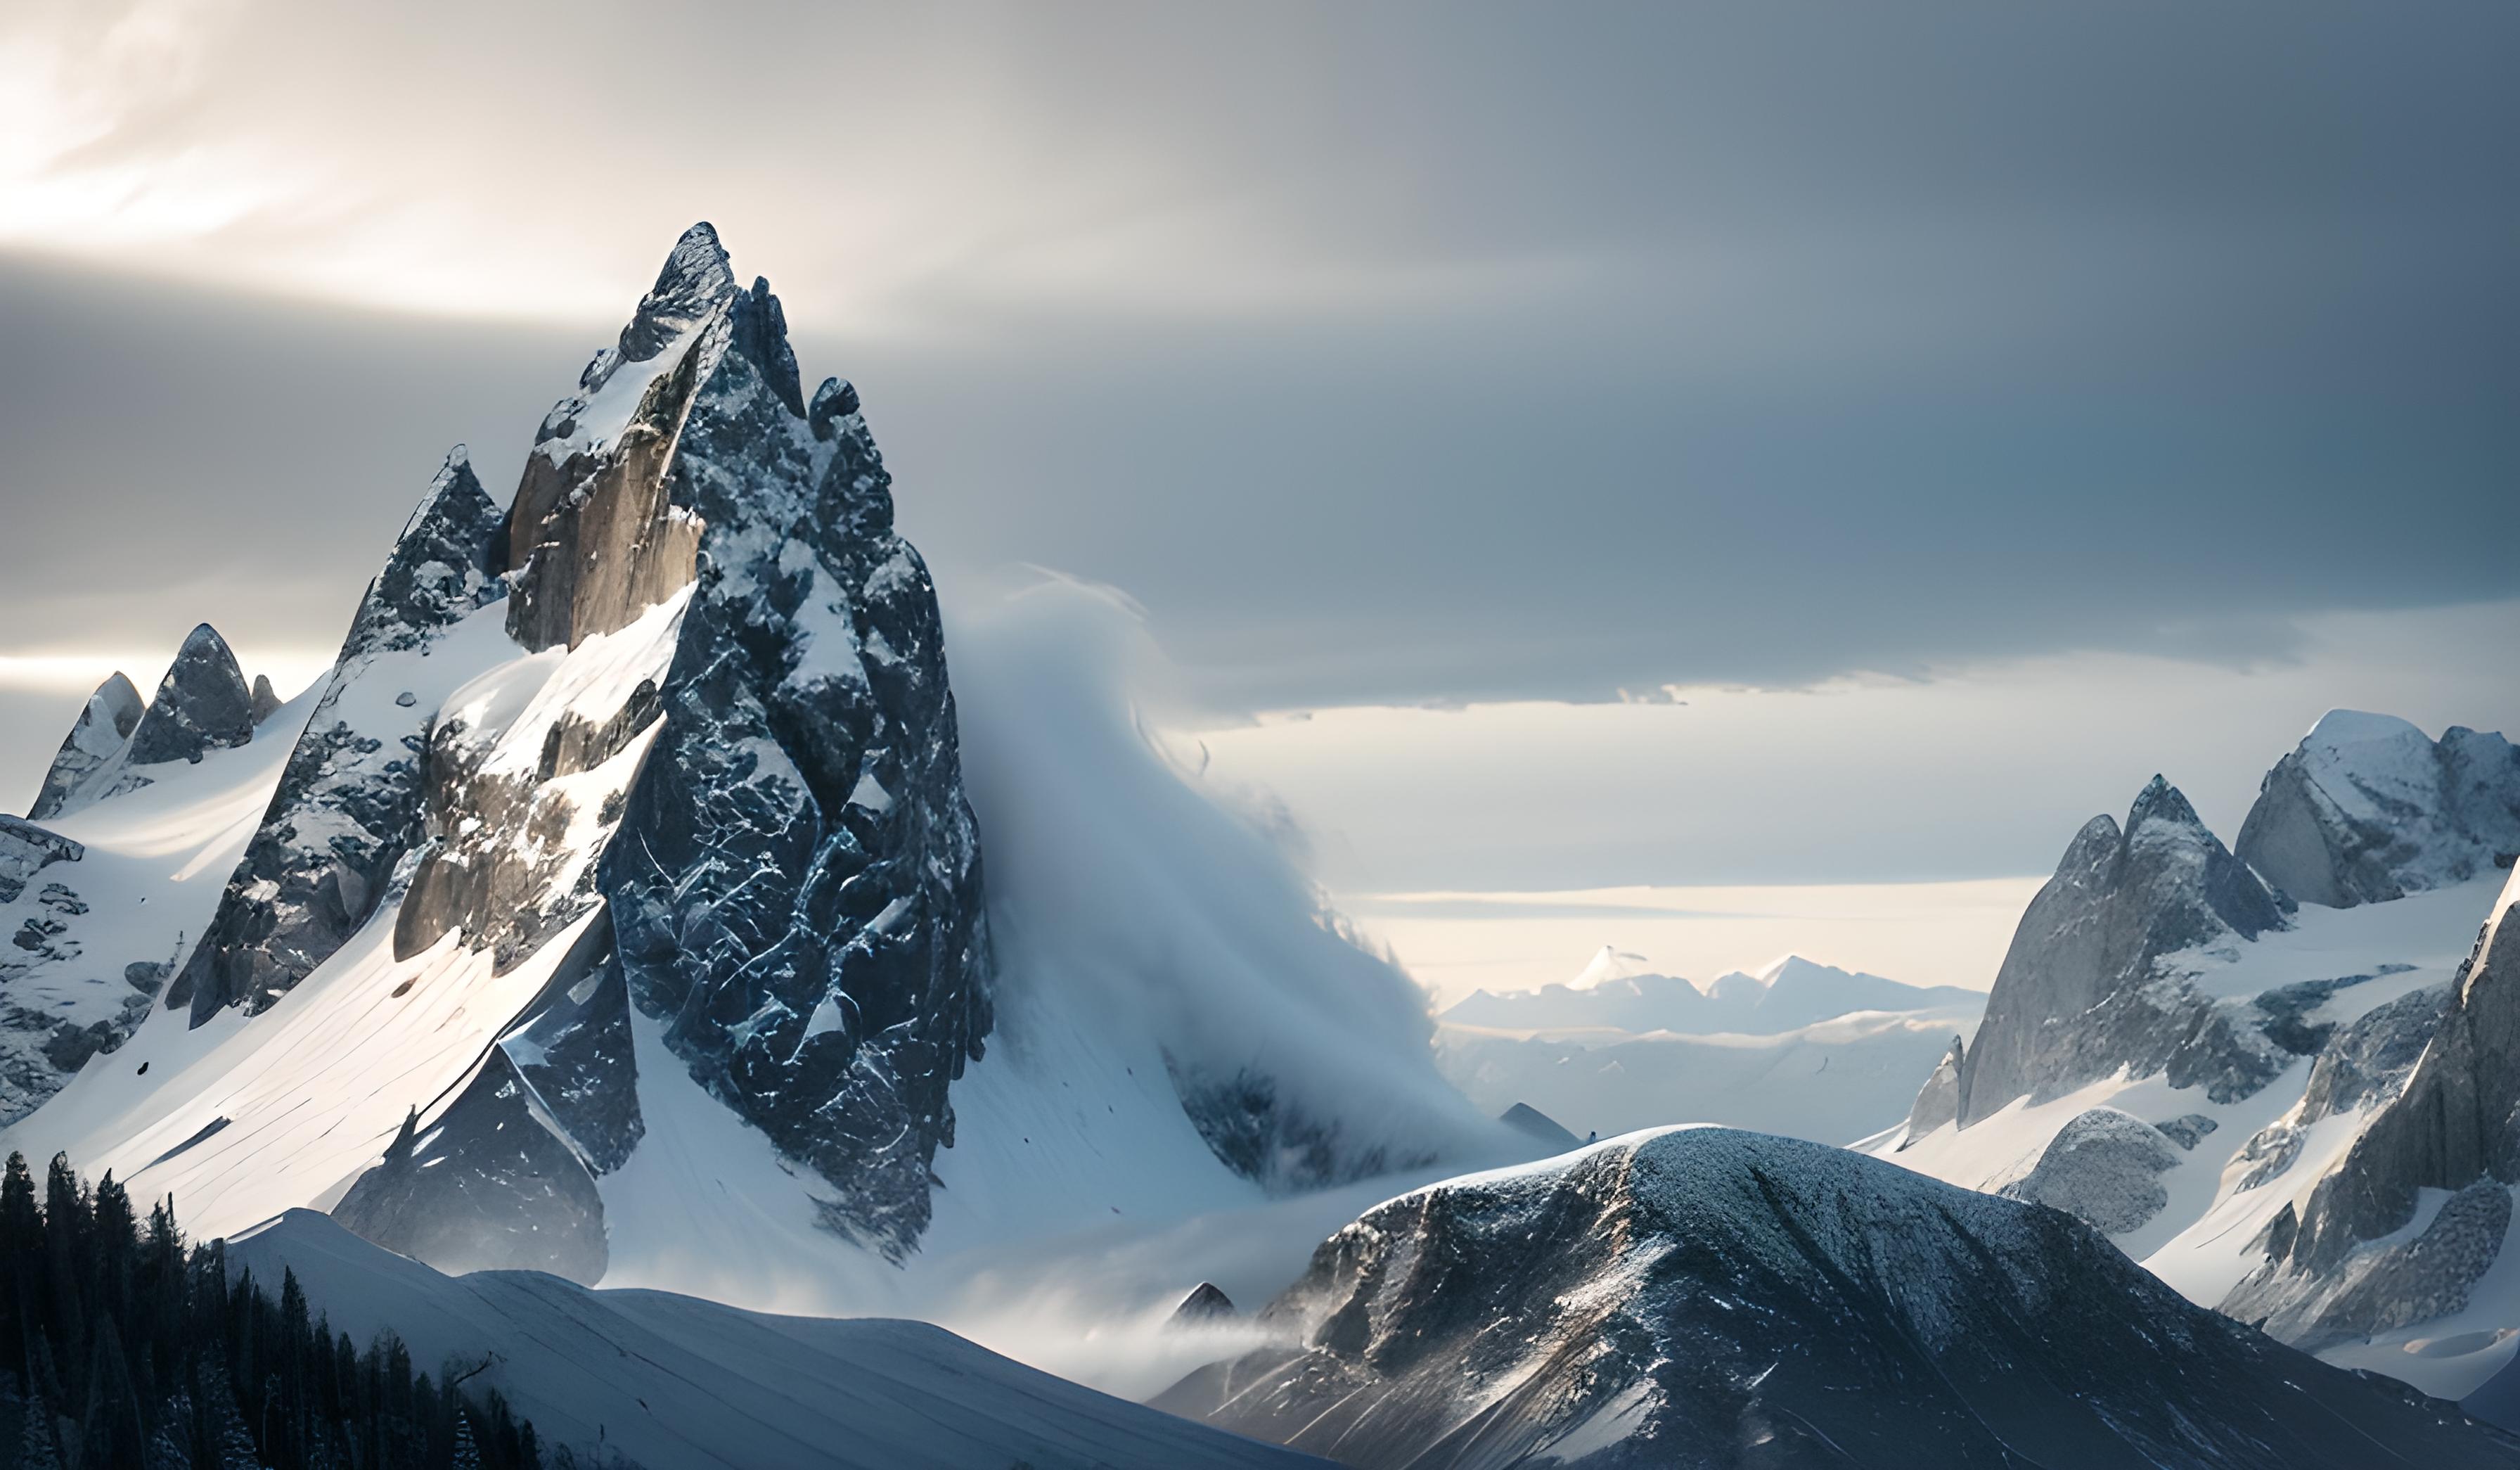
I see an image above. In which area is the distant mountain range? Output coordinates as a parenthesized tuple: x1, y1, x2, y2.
(1441, 950, 1979, 1035)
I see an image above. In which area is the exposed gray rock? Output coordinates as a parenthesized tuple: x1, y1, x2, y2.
(1900, 1034, 1965, 1146)
(1998, 1106, 2183, 1235)
(1958, 776, 2291, 1125)
(26, 672, 141, 819)
(1158, 1127, 2519, 1469)
(503, 232, 721, 651)
(249, 674, 282, 724)
(2220, 871, 2520, 1344)
(0, 816, 81, 906)
(2239, 711, 2520, 909)
(124, 623, 255, 767)
(2231, 1181, 2515, 1351)
(1499, 1101, 1581, 1152)
(171, 448, 506, 1022)
(2156, 1113, 2219, 1150)
(1171, 1282, 1238, 1325)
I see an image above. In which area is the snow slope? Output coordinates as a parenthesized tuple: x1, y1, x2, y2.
(0, 682, 315, 1120)
(226, 1208, 1330, 1470)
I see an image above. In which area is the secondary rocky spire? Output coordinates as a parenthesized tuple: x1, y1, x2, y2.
(124, 624, 255, 767)
(171, 447, 506, 1021)
(27, 672, 143, 819)
(1958, 775, 2290, 1125)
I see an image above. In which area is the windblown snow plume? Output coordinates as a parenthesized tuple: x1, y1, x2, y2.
(946, 573, 1503, 1191)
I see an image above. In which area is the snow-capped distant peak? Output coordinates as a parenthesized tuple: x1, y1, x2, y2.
(1570, 945, 1652, 990)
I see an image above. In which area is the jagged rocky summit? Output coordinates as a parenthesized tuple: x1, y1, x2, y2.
(25, 673, 140, 819)
(160, 222, 992, 1274)
(25, 624, 274, 821)
(1954, 776, 2292, 1126)
(2239, 710, 2520, 909)
(1159, 1127, 2518, 1468)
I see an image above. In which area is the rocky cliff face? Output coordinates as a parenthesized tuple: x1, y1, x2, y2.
(25, 674, 141, 819)
(171, 449, 508, 1021)
(214, 223, 994, 1272)
(1956, 776, 2291, 1125)
(1158, 1127, 2515, 1469)
(2238, 711, 2520, 909)
(2225, 864, 2520, 1347)
(124, 624, 256, 767)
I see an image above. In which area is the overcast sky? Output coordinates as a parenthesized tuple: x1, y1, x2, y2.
(3, 0, 2514, 983)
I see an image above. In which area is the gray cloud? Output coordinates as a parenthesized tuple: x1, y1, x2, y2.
(0, 0, 2513, 733)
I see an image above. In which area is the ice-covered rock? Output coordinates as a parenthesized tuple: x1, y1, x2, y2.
(1158, 1127, 2516, 1468)
(2238, 711, 2520, 909)
(1958, 776, 2291, 1125)
(25, 672, 141, 819)
(1998, 1106, 2183, 1235)
(125, 624, 255, 767)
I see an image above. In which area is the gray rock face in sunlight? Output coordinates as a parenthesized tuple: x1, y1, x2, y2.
(1958, 777, 2292, 1125)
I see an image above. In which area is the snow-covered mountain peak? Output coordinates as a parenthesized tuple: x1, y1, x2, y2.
(2304, 707, 2431, 753)
(2239, 708, 2520, 909)
(25, 671, 143, 819)
(1568, 944, 1652, 990)
(1164, 1124, 2520, 1467)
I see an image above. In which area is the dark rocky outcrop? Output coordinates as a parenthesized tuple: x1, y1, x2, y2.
(0, 816, 81, 906)
(592, 240, 989, 1260)
(1957, 776, 2291, 1125)
(26, 672, 141, 819)
(1499, 1101, 1581, 1152)
(2156, 1113, 2219, 1150)
(172, 449, 506, 1021)
(2238, 711, 2520, 909)
(2225, 870, 2520, 1346)
(124, 624, 255, 767)
(1159, 1127, 2517, 1469)
(1171, 1282, 1238, 1325)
